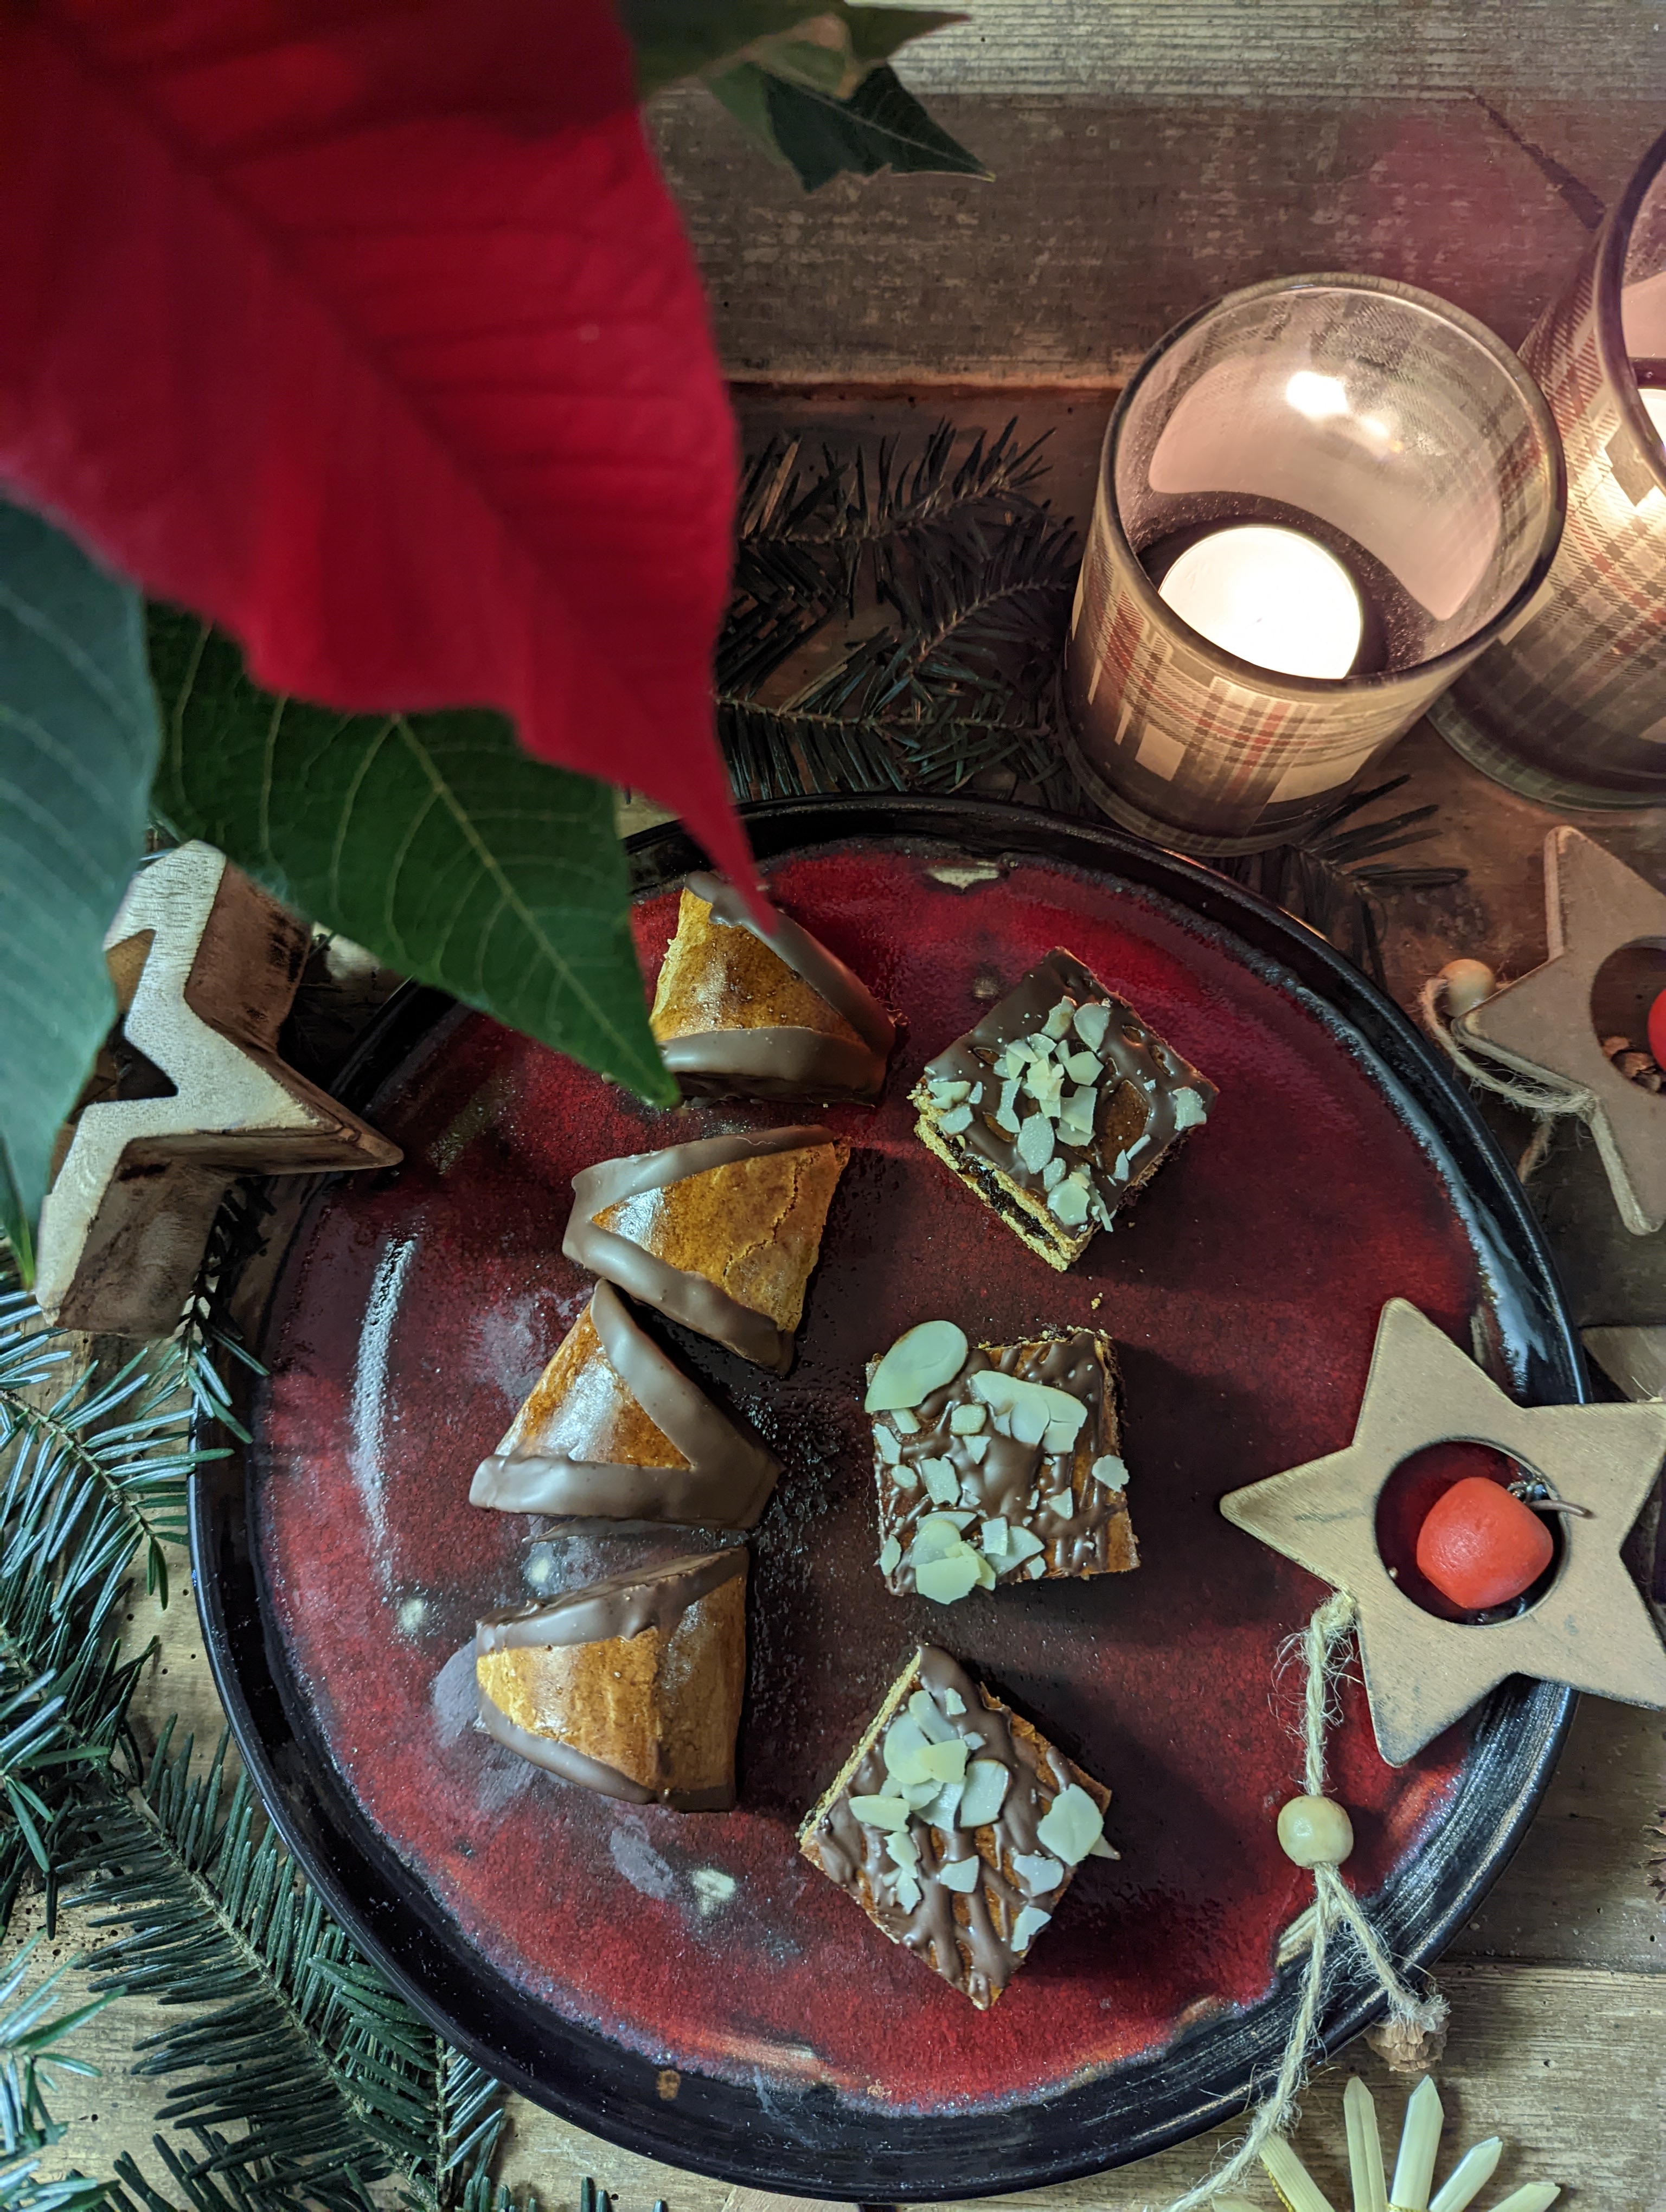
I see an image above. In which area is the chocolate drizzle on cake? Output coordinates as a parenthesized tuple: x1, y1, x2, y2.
(911, 948, 1216, 1270)
(469, 1281, 781, 1529)
(800, 1647, 1113, 2008)
(476, 1550, 747, 1810)
(869, 1328, 1136, 1593)
(563, 1127, 844, 1374)
(651, 873, 895, 1103)
(477, 1548, 744, 1652)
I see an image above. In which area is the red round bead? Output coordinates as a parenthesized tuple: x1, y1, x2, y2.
(1414, 1476, 1554, 1613)
(1647, 987, 1666, 1074)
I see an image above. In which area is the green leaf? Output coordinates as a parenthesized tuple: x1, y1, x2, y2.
(711, 59, 987, 190)
(0, 503, 161, 1273)
(624, 2, 963, 98)
(148, 612, 675, 1107)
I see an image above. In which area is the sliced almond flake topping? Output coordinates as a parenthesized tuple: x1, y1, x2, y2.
(1012, 1851, 1065, 1894)
(938, 1104, 973, 1134)
(1011, 1903, 1053, 1951)
(1062, 1049, 1102, 1084)
(920, 1457, 960, 1506)
(963, 1434, 989, 1465)
(1024, 1060, 1065, 1115)
(1048, 1173, 1092, 1226)
(883, 1714, 933, 1783)
(949, 1401, 986, 1434)
(1126, 1131, 1151, 1158)
(1043, 999, 1076, 1039)
(907, 1690, 955, 1742)
(958, 1758, 1010, 1828)
(1035, 1782, 1105, 1865)
(848, 1793, 910, 1830)
(866, 1321, 969, 1413)
(890, 1463, 919, 1490)
(942, 1689, 967, 1716)
(892, 1869, 922, 1911)
(1073, 1000, 1111, 1050)
(892, 1406, 920, 1435)
(937, 1854, 982, 1893)
(875, 1427, 901, 1465)
(877, 1535, 902, 1576)
(919, 1779, 964, 1828)
(994, 1077, 1022, 1132)
(1091, 1453, 1129, 1490)
(915, 1550, 983, 1604)
(1171, 1085, 1210, 1130)
(1111, 1149, 1130, 1181)
(980, 1516, 1010, 1556)
(1007, 1526, 1046, 1564)
(1027, 1554, 1047, 1578)
(1042, 1156, 1067, 1190)
(1015, 1114, 1056, 1173)
(926, 1078, 972, 1107)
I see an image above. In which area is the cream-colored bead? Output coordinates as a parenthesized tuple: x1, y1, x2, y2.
(1277, 1793, 1355, 1867)
(1439, 957, 1496, 1017)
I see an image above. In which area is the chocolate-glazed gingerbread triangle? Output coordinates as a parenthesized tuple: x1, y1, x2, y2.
(650, 872, 895, 1104)
(470, 1281, 780, 1529)
(476, 1548, 747, 1809)
(563, 1127, 848, 1374)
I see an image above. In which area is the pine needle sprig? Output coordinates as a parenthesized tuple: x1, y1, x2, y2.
(70, 1726, 505, 2210)
(721, 424, 1078, 805)
(1214, 778, 1466, 987)
(0, 1938, 119, 2212)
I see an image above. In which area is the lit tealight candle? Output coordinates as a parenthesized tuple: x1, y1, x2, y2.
(1157, 523, 1365, 679)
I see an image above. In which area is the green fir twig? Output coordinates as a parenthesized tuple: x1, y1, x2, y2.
(719, 422, 1466, 980)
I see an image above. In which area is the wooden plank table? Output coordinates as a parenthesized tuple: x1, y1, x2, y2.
(24, 387, 1666, 2205)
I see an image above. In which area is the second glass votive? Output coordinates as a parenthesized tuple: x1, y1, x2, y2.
(1428, 125, 1666, 806)
(1063, 274, 1565, 854)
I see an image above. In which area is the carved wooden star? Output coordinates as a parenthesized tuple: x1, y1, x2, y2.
(1221, 1300, 1666, 1766)
(1459, 826, 1666, 1235)
(35, 841, 400, 1338)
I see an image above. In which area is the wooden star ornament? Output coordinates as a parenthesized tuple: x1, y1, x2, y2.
(35, 842, 400, 1338)
(1221, 1300, 1666, 1765)
(1458, 826, 1666, 1236)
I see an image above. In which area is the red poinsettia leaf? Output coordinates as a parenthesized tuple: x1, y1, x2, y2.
(0, 0, 751, 890)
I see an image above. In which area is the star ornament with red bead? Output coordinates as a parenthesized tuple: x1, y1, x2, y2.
(1221, 1300, 1666, 1766)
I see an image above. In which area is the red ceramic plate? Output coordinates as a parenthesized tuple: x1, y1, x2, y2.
(195, 799, 1576, 2199)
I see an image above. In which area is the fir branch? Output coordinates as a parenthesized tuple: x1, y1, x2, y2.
(0, 1938, 118, 2212)
(70, 1727, 506, 2211)
(720, 428, 1077, 804)
(0, 1287, 208, 1610)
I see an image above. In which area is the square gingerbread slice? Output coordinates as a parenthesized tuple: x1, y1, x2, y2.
(865, 1320, 1136, 1599)
(910, 948, 1216, 1270)
(799, 1645, 1115, 2009)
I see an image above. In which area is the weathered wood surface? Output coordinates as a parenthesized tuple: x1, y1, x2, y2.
(22, 383, 1666, 2201)
(652, 4, 1666, 385)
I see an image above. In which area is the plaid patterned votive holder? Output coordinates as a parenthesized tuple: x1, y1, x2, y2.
(1430, 127, 1666, 807)
(1064, 275, 1565, 856)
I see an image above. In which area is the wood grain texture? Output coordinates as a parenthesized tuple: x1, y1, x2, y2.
(18, 378, 1666, 2203)
(652, 3, 1666, 383)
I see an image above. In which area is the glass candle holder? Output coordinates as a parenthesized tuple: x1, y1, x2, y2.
(1063, 274, 1565, 854)
(1429, 128, 1666, 806)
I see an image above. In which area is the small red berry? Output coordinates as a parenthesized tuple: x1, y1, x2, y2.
(1647, 987, 1666, 1073)
(1414, 1476, 1554, 1612)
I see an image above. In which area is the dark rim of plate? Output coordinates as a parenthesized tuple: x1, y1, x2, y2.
(189, 795, 1579, 2202)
